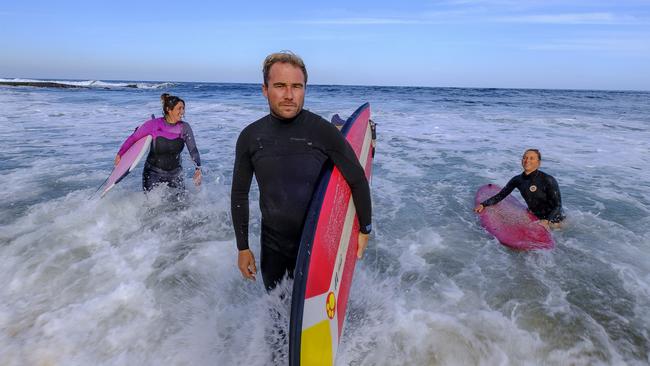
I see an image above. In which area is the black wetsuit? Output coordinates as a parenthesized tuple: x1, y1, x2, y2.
(231, 109, 372, 291)
(481, 170, 564, 223)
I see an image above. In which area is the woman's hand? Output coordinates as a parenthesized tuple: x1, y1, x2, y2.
(538, 219, 550, 230)
(193, 168, 202, 186)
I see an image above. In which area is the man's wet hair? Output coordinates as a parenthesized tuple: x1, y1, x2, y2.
(262, 51, 308, 86)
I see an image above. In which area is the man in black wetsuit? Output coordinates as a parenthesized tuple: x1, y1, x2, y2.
(474, 149, 565, 229)
(231, 51, 372, 291)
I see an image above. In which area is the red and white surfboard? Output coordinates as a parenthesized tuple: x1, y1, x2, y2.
(290, 103, 374, 366)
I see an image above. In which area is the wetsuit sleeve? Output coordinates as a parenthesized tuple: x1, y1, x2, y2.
(322, 124, 372, 233)
(545, 175, 564, 223)
(182, 123, 202, 167)
(231, 129, 254, 250)
(482, 176, 518, 207)
(117, 120, 154, 156)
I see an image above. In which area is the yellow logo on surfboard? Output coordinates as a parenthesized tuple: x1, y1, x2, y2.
(326, 292, 336, 319)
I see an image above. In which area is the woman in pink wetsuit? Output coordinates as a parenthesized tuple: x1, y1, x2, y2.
(115, 93, 202, 191)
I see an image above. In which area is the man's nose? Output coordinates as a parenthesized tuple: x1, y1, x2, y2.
(284, 86, 294, 99)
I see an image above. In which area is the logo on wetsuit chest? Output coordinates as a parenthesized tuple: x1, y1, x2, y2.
(290, 137, 313, 146)
(529, 185, 538, 192)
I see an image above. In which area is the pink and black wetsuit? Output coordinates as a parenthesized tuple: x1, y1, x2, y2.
(118, 117, 201, 191)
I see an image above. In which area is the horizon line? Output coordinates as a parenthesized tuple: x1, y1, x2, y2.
(1, 77, 648, 93)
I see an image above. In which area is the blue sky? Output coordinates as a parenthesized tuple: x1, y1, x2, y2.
(2, 0, 649, 90)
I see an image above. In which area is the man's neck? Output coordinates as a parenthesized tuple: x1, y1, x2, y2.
(270, 109, 303, 122)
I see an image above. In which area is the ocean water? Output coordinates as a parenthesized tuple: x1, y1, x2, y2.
(1, 80, 649, 365)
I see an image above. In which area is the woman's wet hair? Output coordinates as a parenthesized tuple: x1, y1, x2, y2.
(524, 149, 542, 160)
(161, 93, 184, 116)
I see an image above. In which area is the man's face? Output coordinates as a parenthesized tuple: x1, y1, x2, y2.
(262, 62, 305, 120)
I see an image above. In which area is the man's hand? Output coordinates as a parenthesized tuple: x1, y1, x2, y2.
(357, 232, 370, 259)
(114, 154, 121, 167)
(474, 204, 485, 213)
(238, 249, 257, 280)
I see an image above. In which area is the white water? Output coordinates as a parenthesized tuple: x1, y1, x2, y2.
(1, 84, 649, 365)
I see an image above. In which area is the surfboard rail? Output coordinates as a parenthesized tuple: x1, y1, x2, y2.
(290, 103, 374, 366)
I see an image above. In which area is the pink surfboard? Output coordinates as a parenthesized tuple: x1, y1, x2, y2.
(290, 103, 374, 366)
(100, 135, 152, 197)
(475, 184, 554, 250)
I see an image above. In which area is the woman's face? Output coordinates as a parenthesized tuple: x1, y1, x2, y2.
(166, 102, 185, 123)
(521, 151, 541, 174)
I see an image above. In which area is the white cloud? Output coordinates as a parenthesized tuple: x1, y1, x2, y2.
(526, 37, 650, 52)
(496, 12, 642, 25)
(290, 10, 645, 27)
(295, 17, 423, 25)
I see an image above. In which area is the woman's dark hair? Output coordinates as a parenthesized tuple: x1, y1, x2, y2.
(524, 148, 542, 160)
(161, 93, 184, 116)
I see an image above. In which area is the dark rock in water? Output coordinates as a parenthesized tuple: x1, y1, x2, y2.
(0, 81, 85, 89)
(126, 84, 138, 88)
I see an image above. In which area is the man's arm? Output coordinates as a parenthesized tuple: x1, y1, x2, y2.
(231, 131, 254, 251)
(231, 130, 258, 279)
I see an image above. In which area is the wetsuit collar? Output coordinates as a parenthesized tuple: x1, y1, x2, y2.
(163, 116, 182, 126)
(522, 169, 539, 180)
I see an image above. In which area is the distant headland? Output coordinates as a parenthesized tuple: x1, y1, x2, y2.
(0, 81, 140, 89)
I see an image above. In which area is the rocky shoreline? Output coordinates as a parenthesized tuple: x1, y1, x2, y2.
(0, 81, 140, 89)
(0, 81, 86, 88)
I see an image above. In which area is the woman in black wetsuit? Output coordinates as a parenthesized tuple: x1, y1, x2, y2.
(474, 149, 565, 229)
